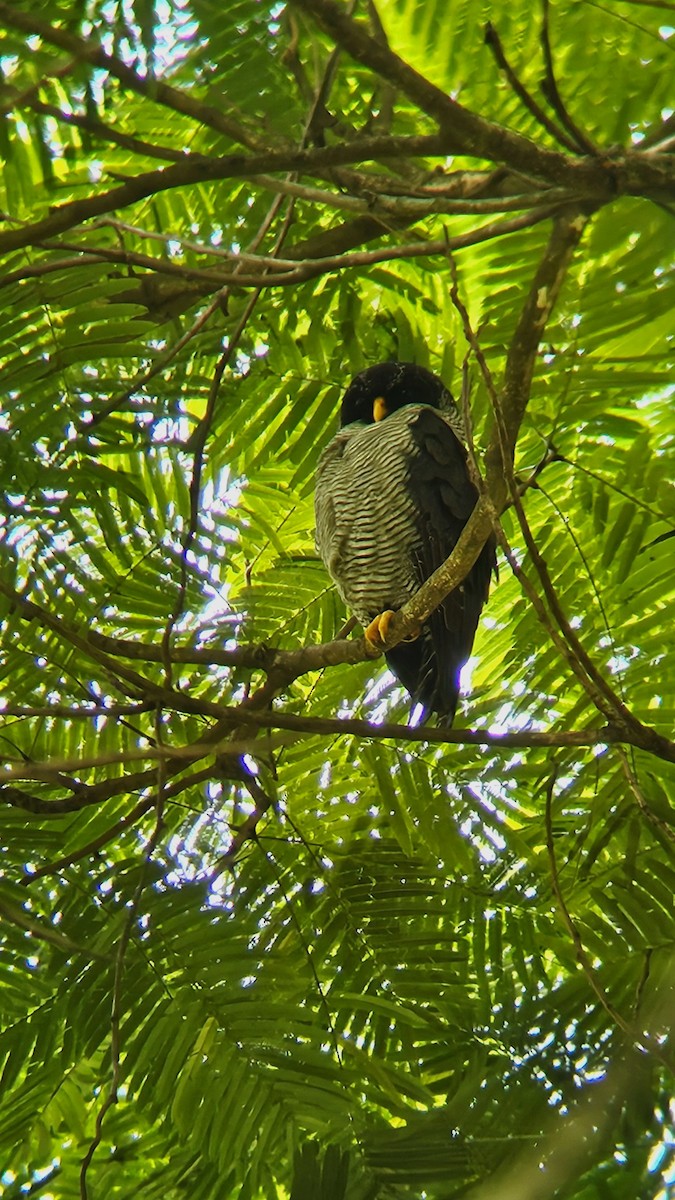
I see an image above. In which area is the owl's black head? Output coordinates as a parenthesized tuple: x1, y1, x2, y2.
(340, 361, 453, 427)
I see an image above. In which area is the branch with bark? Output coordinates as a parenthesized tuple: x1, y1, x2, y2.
(1, 1, 672, 863)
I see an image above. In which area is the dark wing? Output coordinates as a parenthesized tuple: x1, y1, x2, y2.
(384, 407, 496, 724)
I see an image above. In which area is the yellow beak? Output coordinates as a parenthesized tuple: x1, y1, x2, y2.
(373, 396, 388, 422)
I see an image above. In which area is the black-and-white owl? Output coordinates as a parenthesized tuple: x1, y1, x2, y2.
(315, 361, 496, 723)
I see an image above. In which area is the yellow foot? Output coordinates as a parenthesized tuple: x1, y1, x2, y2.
(364, 611, 421, 651)
(364, 609, 396, 651)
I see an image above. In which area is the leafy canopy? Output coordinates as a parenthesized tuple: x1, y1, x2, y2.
(0, 1, 674, 1197)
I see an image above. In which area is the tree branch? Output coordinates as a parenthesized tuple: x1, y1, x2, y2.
(288, 0, 605, 184)
(374, 210, 588, 653)
(484, 21, 580, 154)
(488, 209, 589, 475)
(540, 0, 598, 156)
(0, 2, 270, 154)
(0, 134, 447, 255)
(2, 204, 571, 309)
(21, 97, 186, 162)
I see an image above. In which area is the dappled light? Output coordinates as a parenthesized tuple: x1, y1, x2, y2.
(0, 1, 673, 1197)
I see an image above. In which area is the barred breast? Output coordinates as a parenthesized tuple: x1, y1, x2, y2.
(315, 405, 429, 623)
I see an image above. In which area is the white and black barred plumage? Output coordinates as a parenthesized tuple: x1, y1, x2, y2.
(315, 362, 495, 723)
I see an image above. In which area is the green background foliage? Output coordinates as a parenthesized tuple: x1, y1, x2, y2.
(0, 0, 673, 1196)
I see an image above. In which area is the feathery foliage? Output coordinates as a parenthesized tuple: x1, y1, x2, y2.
(0, 1, 674, 1196)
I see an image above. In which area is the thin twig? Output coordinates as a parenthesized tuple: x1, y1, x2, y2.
(41, 207, 565, 307)
(445, 265, 647, 731)
(161, 81, 325, 672)
(615, 746, 675, 842)
(0, 2, 268, 154)
(83, 279, 239, 430)
(540, 0, 599, 155)
(536, 478, 624, 698)
(21, 768, 214, 884)
(484, 22, 580, 153)
(544, 763, 642, 1044)
(545, 779, 607, 982)
(255, 841, 344, 1064)
(79, 709, 166, 1198)
(159, 286, 264, 683)
(0, 702, 153, 718)
(21, 98, 186, 162)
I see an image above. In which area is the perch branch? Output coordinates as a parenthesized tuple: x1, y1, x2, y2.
(376, 210, 587, 653)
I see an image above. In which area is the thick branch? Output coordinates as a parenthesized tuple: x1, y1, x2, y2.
(289, 0, 602, 185)
(0, 134, 446, 255)
(164, 708, 654, 754)
(376, 210, 587, 651)
(12, 206, 564, 297)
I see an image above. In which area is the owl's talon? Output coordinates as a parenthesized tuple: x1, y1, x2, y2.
(364, 610, 396, 651)
(364, 611, 421, 651)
